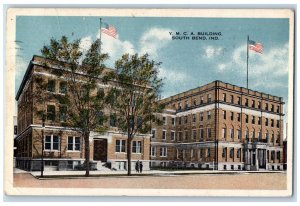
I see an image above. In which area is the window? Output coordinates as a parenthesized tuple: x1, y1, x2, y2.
(47, 79, 56, 92)
(151, 146, 156, 157)
(193, 98, 197, 106)
(208, 94, 212, 103)
(277, 105, 280, 113)
(230, 148, 234, 158)
(191, 149, 195, 158)
(265, 133, 269, 141)
(192, 114, 196, 123)
(59, 82, 67, 94)
(223, 93, 226, 102)
(184, 116, 188, 124)
(245, 131, 249, 140)
(265, 103, 269, 111)
(68, 136, 80, 151)
(151, 130, 156, 139)
(277, 120, 280, 128)
(207, 128, 212, 139)
(96, 111, 104, 125)
(162, 130, 166, 140)
(237, 130, 241, 140)
(178, 102, 182, 110)
(230, 112, 234, 121)
(59, 106, 67, 122)
(200, 96, 204, 104)
(160, 147, 167, 157)
(207, 111, 211, 120)
(271, 151, 275, 160)
(237, 113, 241, 122)
(132, 141, 142, 153)
(45, 135, 60, 151)
(237, 97, 241, 105)
(162, 116, 166, 125)
(178, 132, 183, 141)
(200, 113, 204, 121)
(251, 100, 255, 108)
(192, 130, 197, 140)
(252, 130, 255, 139)
(271, 119, 274, 127)
(271, 133, 274, 144)
(222, 147, 227, 158)
(276, 134, 280, 144)
(171, 131, 175, 141)
(222, 128, 227, 139)
(258, 131, 262, 140)
(110, 114, 117, 127)
(258, 101, 261, 109)
(185, 101, 189, 109)
(252, 116, 255, 124)
(230, 129, 234, 139)
(265, 118, 268, 126)
(245, 98, 249, 107)
(245, 115, 249, 123)
(172, 118, 175, 126)
(184, 131, 188, 140)
(230, 95, 234, 103)
(178, 117, 182, 125)
(277, 151, 280, 160)
(257, 117, 261, 125)
(237, 149, 241, 158)
(47, 105, 56, 121)
(207, 148, 211, 157)
(223, 111, 226, 119)
(199, 129, 204, 139)
(116, 140, 126, 152)
(271, 104, 274, 112)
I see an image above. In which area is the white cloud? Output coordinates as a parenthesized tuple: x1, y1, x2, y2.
(215, 43, 289, 89)
(203, 45, 223, 59)
(158, 67, 188, 82)
(139, 28, 173, 59)
(218, 63, 226, 71)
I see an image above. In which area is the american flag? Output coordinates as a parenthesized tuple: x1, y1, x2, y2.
(248, 40, 263, 54)
(101, 22, 118, 39)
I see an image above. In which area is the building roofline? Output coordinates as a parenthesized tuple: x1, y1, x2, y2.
(15, 56, 35, 101)
(160, 80, 284, 103)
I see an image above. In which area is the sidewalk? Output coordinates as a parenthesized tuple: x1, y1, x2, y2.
(15, 168, 286, 178)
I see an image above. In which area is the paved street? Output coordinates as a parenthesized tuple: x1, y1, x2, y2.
(14, 169, 287, 190)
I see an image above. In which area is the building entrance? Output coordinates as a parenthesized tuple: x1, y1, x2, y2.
(93, 139, 107, 162)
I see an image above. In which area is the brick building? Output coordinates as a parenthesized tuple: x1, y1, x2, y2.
(15, 56, 285, 172)
(15, 55, 150, 171)
(150, 81, 284, 171)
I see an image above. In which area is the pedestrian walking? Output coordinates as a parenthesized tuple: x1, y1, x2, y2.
(135, 160, 139, 173)
(139, 161, 143, 173)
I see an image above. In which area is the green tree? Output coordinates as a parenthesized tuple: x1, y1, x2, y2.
(40, 36, 108, 176)
(105, 53, 164, 176)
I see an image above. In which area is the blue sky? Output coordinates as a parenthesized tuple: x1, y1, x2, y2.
(15, 16, 290, 115)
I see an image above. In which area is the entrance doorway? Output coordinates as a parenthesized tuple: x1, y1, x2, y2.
(93, 139, 107, 162)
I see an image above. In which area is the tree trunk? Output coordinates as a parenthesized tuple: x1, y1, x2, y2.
(127, 137, 132, 176)
(84, 132, 90, 177)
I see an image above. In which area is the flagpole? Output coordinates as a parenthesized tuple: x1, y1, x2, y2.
(246, 35, 249, 89)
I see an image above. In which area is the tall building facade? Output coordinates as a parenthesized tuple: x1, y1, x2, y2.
(150, 81, 284, 171)
(15, 55, 150, 171)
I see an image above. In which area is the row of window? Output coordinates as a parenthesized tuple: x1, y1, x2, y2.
(47, 79, 67, 94)
(222, 148, 242, 159)
(221, 128, 280, 143)
(151, 146, 167, 157)
(44, 135, 80, 151)
(152, 129, 212, 141)
(115, 140, 143, 153)
(172, 93, 280, 113)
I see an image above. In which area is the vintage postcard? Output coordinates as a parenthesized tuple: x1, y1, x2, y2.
(5, 8, 294, 196)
